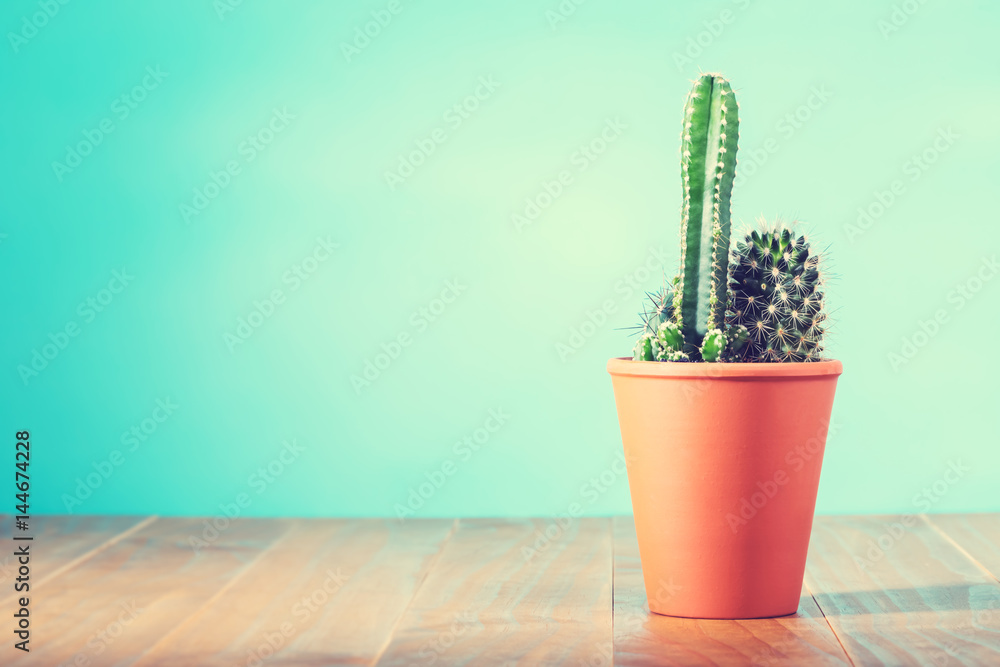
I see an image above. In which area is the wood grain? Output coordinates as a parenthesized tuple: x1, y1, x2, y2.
(8, 516, 290, 666)
(612, 515, 851, 666)
(805, 514, 1000, 666)
(377, 517, 613, 666)
(5, 514, 1000, 664)
(926, 513, 1000, 582)
(129, 518, 455, 666)
(0, 514, 155, 600)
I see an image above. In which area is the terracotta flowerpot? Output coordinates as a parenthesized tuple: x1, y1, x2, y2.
(607, 357, 843, 619)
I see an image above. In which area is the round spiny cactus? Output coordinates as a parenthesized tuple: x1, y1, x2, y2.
(727, 222, 827, 362)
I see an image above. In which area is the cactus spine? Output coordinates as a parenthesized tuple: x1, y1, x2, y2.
(673, 74, 739, 354)
(638, 284, 675, 336)
(727, 221, 827, 362)
(632, 285, 688, 362)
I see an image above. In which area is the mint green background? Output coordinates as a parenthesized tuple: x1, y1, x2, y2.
(2, 0, 998, 517)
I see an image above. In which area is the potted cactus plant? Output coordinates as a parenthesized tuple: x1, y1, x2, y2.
(607, 74, 842, 619)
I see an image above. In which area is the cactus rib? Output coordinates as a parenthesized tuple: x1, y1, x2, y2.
(674, 74, 740, 353)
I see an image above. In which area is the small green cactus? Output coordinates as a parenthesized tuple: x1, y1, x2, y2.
(727, 221, 827, 362)
(638, 285, 676, 336)
(632, 320, 688, 362)
(656, 320, 684, 351)
(633, 333, 655, 361)
(699, 329, 725, 362)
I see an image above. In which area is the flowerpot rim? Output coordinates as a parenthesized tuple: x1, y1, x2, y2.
(607, 357, 843, 378)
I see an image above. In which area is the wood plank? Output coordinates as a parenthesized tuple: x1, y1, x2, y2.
(8, 516, 290, 666)
(805, 514, 1000, 666)
(0, 514, 156, 598)
(128, 518, 454, 666)
(3, 513, 995, 664)
(377, 517, 613, 666)
(926, 513, 1000, 583)
(612, 515, 851, 666)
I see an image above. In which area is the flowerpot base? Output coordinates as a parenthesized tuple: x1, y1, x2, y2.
(647, 605, 800, 620)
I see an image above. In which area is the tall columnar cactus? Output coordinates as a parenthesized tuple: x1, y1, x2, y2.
(727, 221, 827, 362)
(673, 74, 739, 355)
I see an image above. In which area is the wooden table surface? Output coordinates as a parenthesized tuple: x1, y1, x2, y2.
(3, 514, 999, 666)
